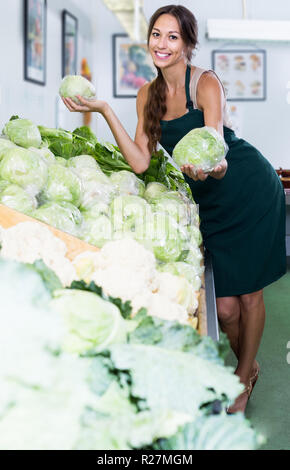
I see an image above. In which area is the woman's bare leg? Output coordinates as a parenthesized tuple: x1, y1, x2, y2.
(228, 290, 265, 413)
(236, 289, 265, 385)
(216, 296, 241, 359)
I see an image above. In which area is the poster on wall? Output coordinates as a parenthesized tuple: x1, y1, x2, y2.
(113, 34, 156, 98)
(62, 10, 78, 77)
(24, 0, 47, 85)
(212, 49, 266, 101)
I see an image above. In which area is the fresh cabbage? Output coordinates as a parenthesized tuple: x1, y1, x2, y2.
(32, 201, 82, 236)
(110, 195, 151, 232)
(187, 224, 203, 246)
(81, 201, 109, 219)
(59, 75, 96, 104)
(151, 191, 190, 226)
(135, 212, 185, 262)
(143, 182, 168, 203)
(51, 289, 134, 354)
(0, 137, 16, 160)
(80, 214, 113, 248)
(0, 147, 48, 196)
(3, 118, 42, 149)
(0, 183, 37, 214)
(66, 156, 115, 209)
(67, 154, 99, 171)
(158, 262, 202, 292)
(110, 170, 145, 197)
(55, 157, 67, 166)
(172, 126, 227, 172)
(29, 146, 55, 165)
(42, 163, 82, 207)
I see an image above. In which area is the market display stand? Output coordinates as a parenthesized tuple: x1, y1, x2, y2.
(0, 204, 218, 338)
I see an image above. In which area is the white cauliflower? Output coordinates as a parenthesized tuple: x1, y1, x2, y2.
(155, 272, 199, 314)
(0, 222, 76, 286)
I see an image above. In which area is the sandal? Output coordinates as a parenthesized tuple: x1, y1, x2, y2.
(226, 382, 253, 414)
(249, 366, 260, 395)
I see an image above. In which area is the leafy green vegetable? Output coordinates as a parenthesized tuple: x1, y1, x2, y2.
(155, 413, 263, 450)
(135, 212, 186, 262)
(73, 127, 98, 146)
(0, 147, 48, 196)
(0, 183, 37, 214)
(32, 201, 82, 236)
(143, 181, 168, 203)
(31, 259, 62, 294)
(51, 289, 136, 354)
(173, 126, 227, 172)
(3, 118, 41, 149)
(69, 280, 134, 320)
(0, 137, 16, 160)
(108, 344, 243, 415)
(59, 75, 96, 104)
(110, 170, 145, 197)
(38, 126, 95, 159)
(41, 163, 82, 207)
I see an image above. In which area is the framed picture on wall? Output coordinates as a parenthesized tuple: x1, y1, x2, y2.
(24, 0, 47, 85)
(212, 49, 266, 101)
(112, 34, 156, 98)
(62, 10, 78, 77)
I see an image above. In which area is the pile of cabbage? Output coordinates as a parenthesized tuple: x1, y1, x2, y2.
(0, 257, 263, 450)
(0, 117, 204, 310)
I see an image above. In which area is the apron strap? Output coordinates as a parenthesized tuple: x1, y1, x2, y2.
(185, 64, 194, 110)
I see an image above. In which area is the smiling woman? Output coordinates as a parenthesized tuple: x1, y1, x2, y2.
(61, 4, 287, 416)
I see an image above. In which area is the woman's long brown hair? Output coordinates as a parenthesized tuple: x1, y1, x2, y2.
(144, 5, 198, 154)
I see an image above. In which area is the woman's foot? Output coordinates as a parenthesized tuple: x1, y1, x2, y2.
(226, 382, 252, 414)
(250, 360, 260, 387)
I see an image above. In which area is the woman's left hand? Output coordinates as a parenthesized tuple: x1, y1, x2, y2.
(180, 158, 228, 181)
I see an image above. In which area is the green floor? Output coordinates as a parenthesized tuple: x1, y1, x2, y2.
(225, 267, 290, 450)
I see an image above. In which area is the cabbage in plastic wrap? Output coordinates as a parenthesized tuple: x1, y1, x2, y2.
(0, 147, 48, 196)
(172, 126, 228, 172)
(3, 118, 42, 149)
(41, 163, 83, 207)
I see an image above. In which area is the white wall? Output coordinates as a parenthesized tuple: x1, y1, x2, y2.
(0, 0, 97, 134)
(94, 0, 290, 168)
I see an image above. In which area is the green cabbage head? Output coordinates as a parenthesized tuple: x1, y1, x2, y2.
(0, 147, 48, 195)
(0, 183, 37, 214)
(110, 170, 145, 197)
(42, 163, 82, 207)
(59, 75, 96, 104)
(32, 201, 82, 236)
(173, 126, 227, 172)
(135, 212, 186, 262)
(3, 118, 42, 149)
(143, 182, 168, 203)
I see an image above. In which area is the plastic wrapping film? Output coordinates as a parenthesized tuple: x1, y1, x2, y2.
(172, 126, 229, 172)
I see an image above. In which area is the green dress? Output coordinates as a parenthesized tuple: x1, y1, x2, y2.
(160, 64, 286, 297)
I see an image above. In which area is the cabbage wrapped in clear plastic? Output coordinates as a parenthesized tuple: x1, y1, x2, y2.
(173, 126, 228, 172)
(0, 147, 48, 196)
(3, 118, 42, 149)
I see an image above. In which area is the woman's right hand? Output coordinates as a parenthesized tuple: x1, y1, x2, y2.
(62, 95, 108, 115)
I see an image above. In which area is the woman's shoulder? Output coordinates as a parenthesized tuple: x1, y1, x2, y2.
(136, 82, 151, 102)
(196, 69, 225, 104)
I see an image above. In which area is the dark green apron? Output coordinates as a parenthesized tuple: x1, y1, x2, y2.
(160, 64, 286, 297)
